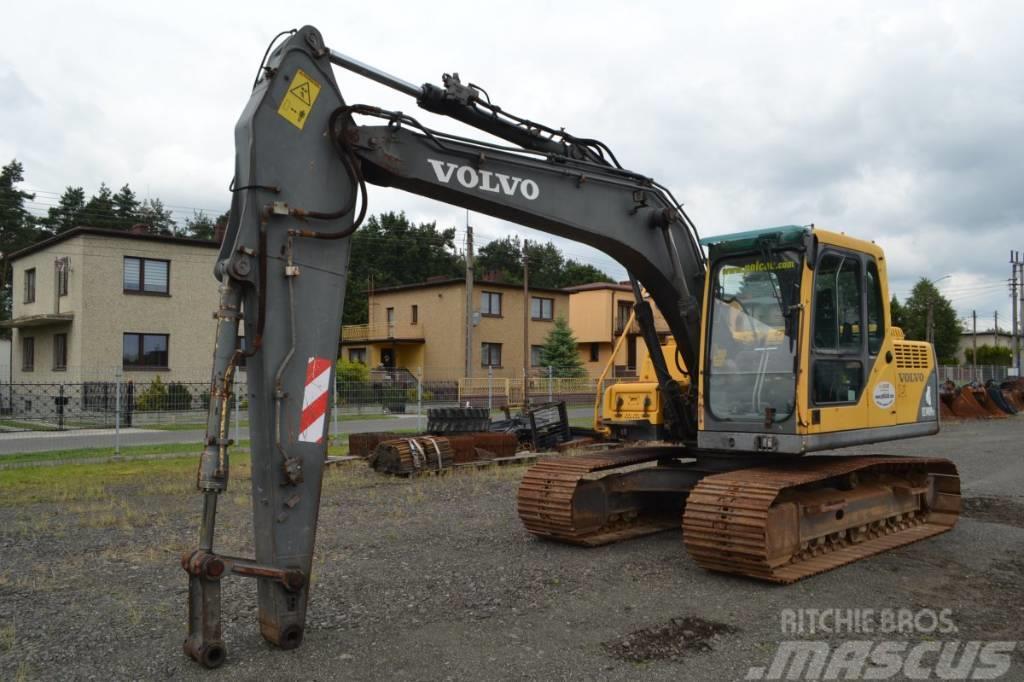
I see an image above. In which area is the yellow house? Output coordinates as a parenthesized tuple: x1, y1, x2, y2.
(340, 278, 570, 381)
(564, 283, 670, 378)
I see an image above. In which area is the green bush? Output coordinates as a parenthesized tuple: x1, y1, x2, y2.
(336, 358, 369, 382)
(136, 376, 169, 411)
(166, 382, 193, 410)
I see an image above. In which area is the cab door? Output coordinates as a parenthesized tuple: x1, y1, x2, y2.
(807, 250, 869, 433)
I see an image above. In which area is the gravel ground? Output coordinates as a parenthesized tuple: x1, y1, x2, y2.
(2, 418, 1023, 680)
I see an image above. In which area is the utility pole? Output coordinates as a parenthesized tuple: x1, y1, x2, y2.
(994, 310, 999, 343)
(1011, 254, 1018, 373)
(464, 215, 474, 379)
(522, 239, 529, 406)
(1012, 250, 1023, 373)
(972, 310, 978, 383)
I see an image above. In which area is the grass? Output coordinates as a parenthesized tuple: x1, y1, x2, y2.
(0, 440, 251, 467)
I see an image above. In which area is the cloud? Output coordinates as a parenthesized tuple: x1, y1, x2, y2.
(1, 0, 1021, 324)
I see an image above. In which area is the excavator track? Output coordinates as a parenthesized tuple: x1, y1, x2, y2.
(517, 449, 681, 546)
(682, 456, 961, 583)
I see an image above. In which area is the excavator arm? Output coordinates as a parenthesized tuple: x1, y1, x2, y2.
(185, 25, 705, 667)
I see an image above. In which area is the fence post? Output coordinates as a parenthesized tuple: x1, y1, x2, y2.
(487, 366, 493, 411)
(416, 367, 423, 432)
(58, 383, 65, 431)
(332, 377, 339, 443)
(548, 366, 553, 402)
(114, 369, 122, 460)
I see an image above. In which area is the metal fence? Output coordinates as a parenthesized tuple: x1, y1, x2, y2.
(0, 365, 624, 436)
(2, 362, 1012, 441)
(937, 365, 1015, 385)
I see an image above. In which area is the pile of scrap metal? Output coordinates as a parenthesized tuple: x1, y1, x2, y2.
(368, 436, 455, 474)
(426, 407, 491, 434)
(939, 379, 1023, 419)
(489, 401, 594, 450)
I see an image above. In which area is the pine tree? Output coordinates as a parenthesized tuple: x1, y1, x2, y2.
(43, 186, 86, 234)
(0, 160, 39, 322)
(82, 183, 118, 229)
(112, 184, 140, 229)
(538, 316, 586, 377)
(137, 198, 177, 235)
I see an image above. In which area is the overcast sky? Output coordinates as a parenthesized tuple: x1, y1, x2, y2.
(2, 1, 1021, 331)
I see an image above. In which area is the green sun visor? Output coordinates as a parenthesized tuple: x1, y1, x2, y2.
(699, 225, 810, 256)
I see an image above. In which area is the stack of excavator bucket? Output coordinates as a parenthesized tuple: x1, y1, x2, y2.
(972, 386, 1009, 418)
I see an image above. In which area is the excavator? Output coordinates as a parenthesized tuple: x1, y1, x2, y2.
(182, 26, 960, 668)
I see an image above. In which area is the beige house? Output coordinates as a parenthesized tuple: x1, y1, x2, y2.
(341, 277, 672, 380)
(2, 227, 221, 384)
(565, 282, 670, 378)
(341, 278, 570, 380)
(957, 330, 1018, 365)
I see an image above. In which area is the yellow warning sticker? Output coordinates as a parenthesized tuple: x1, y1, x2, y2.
(277, 68, 321, 130)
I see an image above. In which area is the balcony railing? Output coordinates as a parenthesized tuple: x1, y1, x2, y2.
(342, 323, 392, 342)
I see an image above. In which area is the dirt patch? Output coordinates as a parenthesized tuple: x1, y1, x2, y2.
(961, 496, 1024, 528)
(602, 616, 739, 663)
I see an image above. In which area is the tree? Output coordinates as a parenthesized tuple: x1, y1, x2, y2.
(964, 344, 1012, 366)
(185, 211, 228, 240)
(902, 278, 960, 363)
(137, 198, 177, 235)
(561, 259, 614, 287)
(538, 316, 587, 377)
(475, 234, 613, 288)
(42, 186, 87, 235)
(112, 184, 141, 230)
(889, 295, 906, 330)
(82, 183, 119, 229)
(0, 160, 38, 322)
(343, 211, 463, 325)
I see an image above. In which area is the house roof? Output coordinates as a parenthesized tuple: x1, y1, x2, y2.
(7, 226, 219, 261)
(560, 282, 632, 293)
(372, 277, 566, 295)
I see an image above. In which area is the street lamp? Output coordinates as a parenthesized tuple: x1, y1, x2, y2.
(924, 274, 951, 348)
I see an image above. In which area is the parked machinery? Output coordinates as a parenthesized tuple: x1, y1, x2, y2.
(182, 27, 959, 667)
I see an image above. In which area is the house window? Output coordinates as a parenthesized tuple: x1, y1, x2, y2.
(57, 258, 70, 297)
(123, 333, 169, 369)
(481, 342, 502, 368)
(349, 348, 367, 364)
(53, 333, 68, 370)
(481, 291, 502, 317)
(616, 300, 634, 333)
(531, 296, 554, 320)
(590, 342, 600, 362)
(21, 337, 34, 371)
(24, 268, 36, 303)
(123, 257, 170, 294)
(530, 345, 544, 367)
(411, 304, 418, 325)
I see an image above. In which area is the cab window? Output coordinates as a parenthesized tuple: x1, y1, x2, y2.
(866, 261, 884, 355)
(813, 254, 861, 353)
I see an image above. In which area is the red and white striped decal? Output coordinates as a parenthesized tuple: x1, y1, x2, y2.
(298, 356, 333, 444)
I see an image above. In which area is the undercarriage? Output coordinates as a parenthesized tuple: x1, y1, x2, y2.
(517, 448, 961, 582)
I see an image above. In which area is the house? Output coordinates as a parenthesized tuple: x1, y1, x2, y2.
(340, 277, 570, 380)
(564, 282, 670, 377)
(957, 330, 1018, 365)
(2, 227, 221, 387)
(340, 277, 671, 381)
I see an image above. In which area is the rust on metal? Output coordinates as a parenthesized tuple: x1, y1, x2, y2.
(368, 436, 455, 474)
(517, 447, 688, 546)
(682, 455, 960, 583)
